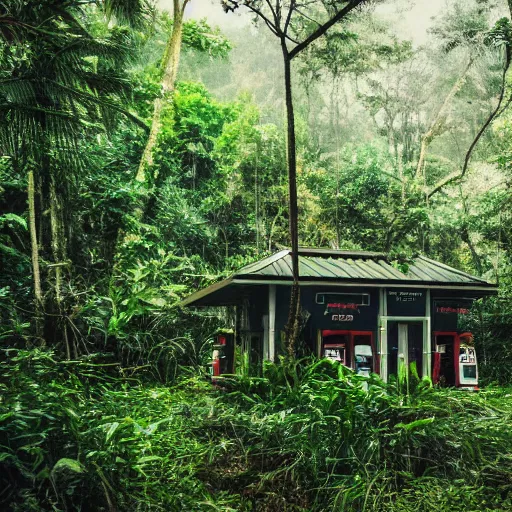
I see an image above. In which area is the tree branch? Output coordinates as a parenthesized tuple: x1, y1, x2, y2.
(288, 0, 365, 59)
(294, 7, 321, 27)
(284, 0, 295, 33)
(415, 56, 474, 179)
(264, 0, 279, 25)
(44, 79, 149, 131)
(284, 32, 301, 45)
(247, 5, 279, 36)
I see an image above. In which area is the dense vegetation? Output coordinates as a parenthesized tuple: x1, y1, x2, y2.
(2, 350, 512, 511)
(1, 0, 512, 510)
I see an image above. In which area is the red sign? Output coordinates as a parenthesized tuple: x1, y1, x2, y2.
(327, 303, 358, 310)
(436, 307, 469, 315)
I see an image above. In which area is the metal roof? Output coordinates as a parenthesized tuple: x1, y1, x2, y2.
(181, 248, 497, 306)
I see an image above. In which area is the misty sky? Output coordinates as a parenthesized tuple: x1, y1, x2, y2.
(155, 0, 447, 45)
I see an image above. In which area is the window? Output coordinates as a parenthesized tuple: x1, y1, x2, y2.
(463, 365, 477, 379)
(316, 292, 370, 306)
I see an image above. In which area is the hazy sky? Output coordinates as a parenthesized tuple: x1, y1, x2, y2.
(156, 0, 447, 45)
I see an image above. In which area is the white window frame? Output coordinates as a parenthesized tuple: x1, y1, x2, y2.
(315, 292, 370, 306)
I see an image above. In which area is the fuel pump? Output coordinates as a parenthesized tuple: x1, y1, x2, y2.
(433, 332, 478, 390)
(323, 343, 347, 364)
(457, 334, 478, 389)
(210, 330, 235, 379)
(354, 344, 373, 377)
(320, 330, 375, 374)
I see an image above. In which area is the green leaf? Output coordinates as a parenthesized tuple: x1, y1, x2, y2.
(0, 213, 27, 230)
(105, 421, 120, 442)
(51, 458, 85, 476)
(136, 455, 163, 464)
(140, 296, 166, 307)
(0, 452, 14, 462)
(394, 417, 435, 431)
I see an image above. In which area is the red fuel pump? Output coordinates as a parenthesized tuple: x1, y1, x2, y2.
(320, 330, 377, 375)
(210, 331, 234, 380)
(433, 332, 478, 390)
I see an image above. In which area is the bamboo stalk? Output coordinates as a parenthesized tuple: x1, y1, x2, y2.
(28, 170, 44, 343)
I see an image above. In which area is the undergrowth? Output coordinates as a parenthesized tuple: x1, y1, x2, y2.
(1, 349, 511, 511)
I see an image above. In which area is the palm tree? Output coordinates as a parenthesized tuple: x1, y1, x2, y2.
(0, 0, 149, 353)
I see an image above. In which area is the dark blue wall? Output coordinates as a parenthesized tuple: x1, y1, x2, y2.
(431, 291, 478, 332)
(387, 288, 426, 316)
(275, 285, 380, 355)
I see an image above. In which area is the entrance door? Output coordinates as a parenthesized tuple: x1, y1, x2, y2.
(388, 322, 423, 378)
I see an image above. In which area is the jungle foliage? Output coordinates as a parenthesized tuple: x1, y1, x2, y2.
(1, 350, 511, 511)
(1, 0, 512, 510)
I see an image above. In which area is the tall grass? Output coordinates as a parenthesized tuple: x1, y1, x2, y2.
(1, 349, 511, 511)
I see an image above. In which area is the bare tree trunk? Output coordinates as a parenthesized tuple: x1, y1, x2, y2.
(282, 42, 300, 357)
(462, 226, 483, 274)
(28, 170, 44, 342)
(415, 57, 473, 179)
(397, 145, 406, 203)
(136, 0, 189, 183)
(254, 145, 260, 253)
(49, 172, 72, 359)
(49, 174, 64, 306)
(268, 206, 284, 252)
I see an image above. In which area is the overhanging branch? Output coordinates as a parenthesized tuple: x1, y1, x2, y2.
(247, 4, 279, 36)
(289, 0, 365, 59)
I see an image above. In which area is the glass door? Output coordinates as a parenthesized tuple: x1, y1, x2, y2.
(433, 333, 456, 386)
(387, 322, 423, 378)
(407, 323, 423, 377)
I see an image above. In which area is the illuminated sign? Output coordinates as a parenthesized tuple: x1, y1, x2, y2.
(436, 306, 469, 315)
(314, 291, 376, 328)
(316, 293, 370, 306)
(433, 299, 474, 330)
(327, 303, 358, 310)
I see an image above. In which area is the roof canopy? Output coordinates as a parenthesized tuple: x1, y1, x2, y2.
(181, 248, 497, 307)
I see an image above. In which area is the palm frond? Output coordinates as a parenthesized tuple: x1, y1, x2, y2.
(102, 0, 153, 29)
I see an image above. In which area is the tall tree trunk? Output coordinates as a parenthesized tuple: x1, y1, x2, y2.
(222, 0, 369, 358)
(28, 170, 44, 343)
(49, 172, 72, 358)
(136, 0, 189, 183)
(281, 42, 300, 357)
(254, 146, 260, 253)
